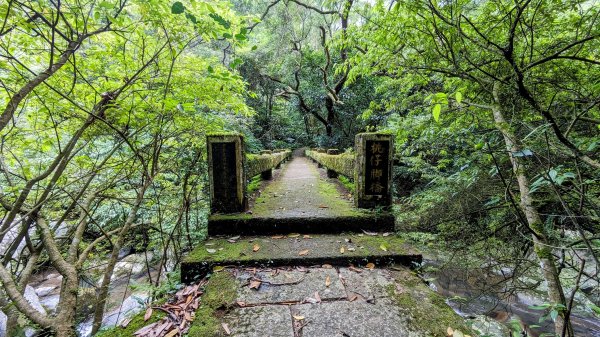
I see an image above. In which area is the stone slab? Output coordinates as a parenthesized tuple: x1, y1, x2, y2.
(339, 267, 395, 300)
(292, 301, 423, 337)
(181, 234, 421, 283)
(222, 305, 293, 337)
(236, 268, 346, 305)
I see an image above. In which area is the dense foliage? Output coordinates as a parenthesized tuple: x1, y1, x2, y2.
(0, 0, 598, 336)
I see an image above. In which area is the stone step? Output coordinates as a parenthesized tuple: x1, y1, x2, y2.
(207, 213, 395, 236)
(181, 233, 421, 283)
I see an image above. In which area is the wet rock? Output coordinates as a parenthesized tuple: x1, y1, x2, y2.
(0, 310, 7, 337)
(118, 246, 134, 260)
(35, 286, 57, 297)
(470, 315, 511, 337)
(101, 291, 150, 327)
(24, 285, 46, 314)
(40, 295, 60, 313)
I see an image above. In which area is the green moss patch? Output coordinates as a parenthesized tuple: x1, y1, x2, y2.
(388, 269, 474, 337)
(188, 271, 238, 337)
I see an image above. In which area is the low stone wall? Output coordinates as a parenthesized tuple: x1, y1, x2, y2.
(306, 149, 355, 179)
(246, 150, 291, 178)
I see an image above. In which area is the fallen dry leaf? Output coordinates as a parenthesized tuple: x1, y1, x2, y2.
(288, 233, 300, 238)
(447, 327, 454, 336)
(253, 244, 260, 252)
(236, 301, 246, 307)
(348, 294, 358, 302)
(222, 323, 231, 335)
(314, 291, 321, 303)
(318, 204, 329, 208)
(249, 279, 262, 290)
(293, 315, 305, 320)
(144, 307, 153, 321)
(365, 263, 375, 270)
(120, 317, 132, 328)
(298, 250, 309, 256)
(164, 328, 179, 337)
(362, 229, 378, 236)
(206, 248, 217, 253)
(271, 235, 284, 239)
(303, 235, 312, 239)
(213, 266, 225, 272)
(348, 266, 363, 273)
(322, 264, 333, 269)
(134, 322, 158, 336)
(325, 276, 331, 287)
(382, 232, 391, 237)
(340, 246, 345, 254)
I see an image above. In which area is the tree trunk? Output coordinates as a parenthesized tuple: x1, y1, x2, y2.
(492, 82, 572, 336)
(91, 181, 150, 335)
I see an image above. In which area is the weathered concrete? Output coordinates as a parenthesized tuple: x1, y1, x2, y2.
(181, 234, 421, 283)
(207, 134, 246, 213)
(339, 268, 395, 300)
(235, 268, 345, 304)
(197, 265, 474, 337)
(221, 306, 293, 337)
(293, 301, 422, 337)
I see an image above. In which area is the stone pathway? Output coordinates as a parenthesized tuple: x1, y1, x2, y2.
(251, 155, 360, 219)
(211, 265, 475, 337)
(222, 266, 419, 337)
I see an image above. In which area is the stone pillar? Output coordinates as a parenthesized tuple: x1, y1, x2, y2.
(355, 133, 394, 208)
(207, 134, 246, 213)
(326, 149, 339, 178)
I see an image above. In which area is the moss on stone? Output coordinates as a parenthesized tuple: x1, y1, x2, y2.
(184, 238, 265, 263)
(388, 269, 474, 337)
(246, 175, 262, 194)
(209, 213, 253, 221)
(306, 150, 355, 178)
(188, 271, 238, 337)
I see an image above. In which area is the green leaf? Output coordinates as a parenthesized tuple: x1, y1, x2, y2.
(209, 13, 231, 29)
(171, 1, 185, 14)
(251, 45, 258, 51)
(98, 1, 113, 9)
(185, 13, 197, 24)
(455, 92, 462, 104)
(550, 309, 558, 321)
(207, 65, 214, 73)
(432, 104, 441, 122)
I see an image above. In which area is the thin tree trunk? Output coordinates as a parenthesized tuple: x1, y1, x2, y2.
(91, 180, 151, 335)
(491, 82, 572, 336)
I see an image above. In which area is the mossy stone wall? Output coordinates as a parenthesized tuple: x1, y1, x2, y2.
(305, 149, 355, 179)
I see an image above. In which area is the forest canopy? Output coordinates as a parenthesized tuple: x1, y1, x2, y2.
(0, 0, 598, 336)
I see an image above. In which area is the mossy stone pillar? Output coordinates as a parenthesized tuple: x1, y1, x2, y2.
(355, 133, 394, 208)
(207, 134, 246, 213)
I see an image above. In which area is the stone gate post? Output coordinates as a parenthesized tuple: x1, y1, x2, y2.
(207, 134, 246, 213)
(355, 133, 394, 208)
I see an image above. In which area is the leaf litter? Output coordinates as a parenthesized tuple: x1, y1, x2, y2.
(133, 278, 206, 336)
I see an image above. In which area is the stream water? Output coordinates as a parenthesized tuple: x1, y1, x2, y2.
(425, 258, 600, 337)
